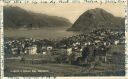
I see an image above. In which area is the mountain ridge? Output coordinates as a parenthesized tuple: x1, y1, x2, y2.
(68, 8, 125, 32)
(4, 6, 72, 29)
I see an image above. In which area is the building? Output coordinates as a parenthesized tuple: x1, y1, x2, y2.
(67, 48, 72, 56)
(47, 46, 53, 51)
(25, 45, 37, 55)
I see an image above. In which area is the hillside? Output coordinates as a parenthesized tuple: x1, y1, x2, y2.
(68, 8, 125, 32)
(4, 6, 72, 29)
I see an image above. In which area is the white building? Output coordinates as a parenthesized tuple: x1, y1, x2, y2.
(12, 48, 17, 55)
(26, 45, 37, 55)
(47, 46, 53, 51)
(42, 51, 47, 55)
(114, 40, 119, 45)
(67, 48, 72, 56)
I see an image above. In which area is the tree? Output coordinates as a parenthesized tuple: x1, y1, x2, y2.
(82, 46, 89, 59)
(55, 51, 68, 64)
(68, 53, 76, 64)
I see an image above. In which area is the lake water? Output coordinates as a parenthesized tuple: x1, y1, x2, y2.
(4, 27, 80, 40)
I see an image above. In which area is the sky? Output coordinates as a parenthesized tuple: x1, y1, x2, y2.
(6, 3, 125, 23)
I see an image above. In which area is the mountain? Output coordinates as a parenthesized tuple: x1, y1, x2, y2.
(4, 6, 72, 29)
(68, 8, 125, 32)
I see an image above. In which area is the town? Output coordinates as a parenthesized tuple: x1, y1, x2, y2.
(4, 28, 125, 66)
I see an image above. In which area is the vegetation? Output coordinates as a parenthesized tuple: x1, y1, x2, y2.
(68, 8, 125, 32)
(4, 6, 72, 29)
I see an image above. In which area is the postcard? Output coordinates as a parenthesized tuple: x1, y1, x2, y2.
(0, 0, 127, 79)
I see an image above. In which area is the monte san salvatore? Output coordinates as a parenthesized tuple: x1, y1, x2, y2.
(68, 8, 124, 32)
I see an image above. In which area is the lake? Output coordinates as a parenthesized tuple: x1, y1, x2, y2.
(4, 27, 80, 40)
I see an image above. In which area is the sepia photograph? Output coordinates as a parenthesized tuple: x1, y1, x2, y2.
(4, 3, 125, 77)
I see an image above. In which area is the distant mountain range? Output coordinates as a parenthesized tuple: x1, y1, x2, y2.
(4, 6, 125, 32)
(68, 8, 125, 32)
(4, 6, 72, 29)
